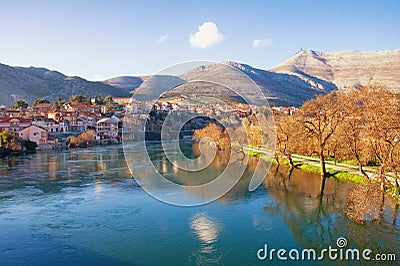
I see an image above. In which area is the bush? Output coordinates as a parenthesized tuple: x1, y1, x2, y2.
(22, 140, 38, 151)
(193, 123, 230, 150)
(69, 130, 97, 148)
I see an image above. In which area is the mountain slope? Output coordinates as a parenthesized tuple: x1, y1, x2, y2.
(0, 64, 130, 107)
(1, 48, 399, 107)
(272, 49, 400, 91)
(177, 62, 336, 106)
(102, 76, 147, 93)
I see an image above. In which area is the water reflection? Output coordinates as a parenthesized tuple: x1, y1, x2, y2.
(0, 145, 132, 200)
(0, 144, 399, 265)
(190, 212, 222, 264)
(263, 164, 400, 257)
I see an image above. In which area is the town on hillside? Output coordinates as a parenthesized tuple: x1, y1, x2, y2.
(0, 95, 131, 152)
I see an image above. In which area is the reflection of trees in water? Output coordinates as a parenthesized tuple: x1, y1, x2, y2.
(263, 164, 348, 250)
(346, 182, 387, 224)
(145, 141, 272, 203)
(263, 164, 400, 254)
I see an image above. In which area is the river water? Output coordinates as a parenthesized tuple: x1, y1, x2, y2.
(0, 144, 399, 265)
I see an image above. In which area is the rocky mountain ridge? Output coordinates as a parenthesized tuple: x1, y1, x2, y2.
(0, 48, 399, 107)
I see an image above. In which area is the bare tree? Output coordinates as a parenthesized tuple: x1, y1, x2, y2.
(275, 114, 303, 168)
(361, 84, 400, 191)
(334, 89, 371, 178)
(297, 92, 344, 197)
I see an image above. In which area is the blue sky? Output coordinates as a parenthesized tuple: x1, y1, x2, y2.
(0, 0, 399, 80)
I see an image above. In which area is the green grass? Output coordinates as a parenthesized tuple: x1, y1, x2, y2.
(271, 157, 366, 184)
(329, 170, 366, 184)
(385, 183, 400, 204)
(271, 155, 400, 203)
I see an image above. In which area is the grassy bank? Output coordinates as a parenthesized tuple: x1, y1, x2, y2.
(272, 156, 400, 203)
(272, 157, 366, 184)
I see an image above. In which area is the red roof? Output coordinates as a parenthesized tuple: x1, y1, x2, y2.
(66, 103, 92, 109)
(79, 111, 101, 117)
(0, 117, 32, 123)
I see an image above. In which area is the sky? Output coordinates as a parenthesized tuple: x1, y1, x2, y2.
(0, 0, 399, 81)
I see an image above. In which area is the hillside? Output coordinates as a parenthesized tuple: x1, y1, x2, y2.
(139, 62, 335, 106)
(102, 76, 147, 93)
(271, 49, 400, 91)
(0, 64, 129, 107)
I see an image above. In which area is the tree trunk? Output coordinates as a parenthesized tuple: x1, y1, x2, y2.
(275, 155, 280, 166)
(380, 167, 386, 192)
(358, 163, 369, 179)
(318, 153, 327, 198)
(287, 154, 294, 168)
(393, 168, 399, 190)
(373, 191, 385, 224)
(286, 165, 294, 181)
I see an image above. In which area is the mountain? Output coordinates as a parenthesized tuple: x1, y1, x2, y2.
(271, 49, 400, 91)
(132, 75, 186, 101)
(1, 48, 399, 107)
(134, 62, 335, 106)
(102, 76, 147, 93)
(182, 62, 336, 106)
(0, 64, 129, 107)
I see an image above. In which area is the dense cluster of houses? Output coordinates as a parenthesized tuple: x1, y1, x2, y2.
(0, 97, 131, 149)
(0, 93, 297, 150)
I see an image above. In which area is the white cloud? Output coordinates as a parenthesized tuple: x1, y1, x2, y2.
(252, 38, 273, 48)
(158, 33, 169, 43)
(189, 22, 225, 49)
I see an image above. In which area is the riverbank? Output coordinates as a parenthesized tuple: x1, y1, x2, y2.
(273, 157, 366, 183)
(240, 144, 400, 202)
(271, 155, 400, 203)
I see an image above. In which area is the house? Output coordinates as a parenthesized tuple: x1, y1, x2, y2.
(113, 97, 132, 105)
(48, 110, 75, 122)
(19, 125, 48, 145)
(96, 115, 121, 138)
(100, 102, 119, 115)
(0, 108, 8, 118)
(63, 103, 95, 113)
(4, 109, 21, 117)
(32, 103, 53, 115)
(69, 118, 87, 132)
(0, 117, 32, 132)
(32, 118, 60, 133)
(59, 119, 70, 132)
(78, 111, 101, 129)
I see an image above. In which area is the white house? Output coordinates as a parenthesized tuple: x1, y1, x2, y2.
(32, 118, 60, 133)
(96, 115, 121, 138)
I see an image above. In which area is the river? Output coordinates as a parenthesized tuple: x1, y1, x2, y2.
(0, 144, 399, 265)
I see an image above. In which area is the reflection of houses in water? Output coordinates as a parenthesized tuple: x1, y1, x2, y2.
(48, 158, 57, 180)
(94, 179, 103, 197)
(97, 153, 108, 171)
